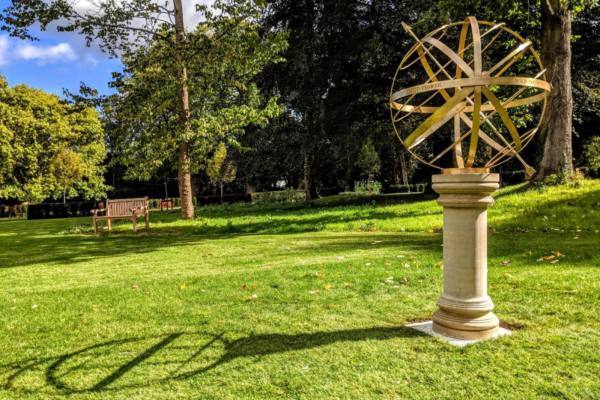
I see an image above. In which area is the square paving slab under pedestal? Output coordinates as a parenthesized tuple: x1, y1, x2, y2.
(406, 321, 512, 347)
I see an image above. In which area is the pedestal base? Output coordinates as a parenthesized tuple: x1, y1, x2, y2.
(407, 321, 511, 347)
(432, 308, 500, 340)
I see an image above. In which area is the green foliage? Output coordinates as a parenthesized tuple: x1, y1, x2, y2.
(250, 189, 306, 204)
(206, 142, 237, 198)
(583, 136, 600, 174)
(356, 138, 381, 181)
(353, 180, 382, 195)
(50, 148, 84, 203)
(105, 2, 287, 181)
(0, 76, 107, 203)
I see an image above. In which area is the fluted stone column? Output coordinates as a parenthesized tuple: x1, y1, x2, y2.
(431, 171, 500, 340)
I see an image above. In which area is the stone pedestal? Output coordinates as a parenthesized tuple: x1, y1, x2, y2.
(431, 171, 500, 340)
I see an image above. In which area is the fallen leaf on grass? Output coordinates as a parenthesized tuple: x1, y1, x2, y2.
(245, 294, 258, 302)
(132, 284, 140, 290)
(437, 261, 444, 269)
(179, 283, 187, 289)
(308, 290, 319, 295)
(537, 251, 565, 264)
(323, 284, 333, 290)
(336, 256, 345, 260)
(371, 240, 383, 245)
(342, 282, 353, 288)
(500, 260, 511, 266)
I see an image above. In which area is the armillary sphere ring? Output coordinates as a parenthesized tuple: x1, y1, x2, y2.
(389, 17, 551, 173)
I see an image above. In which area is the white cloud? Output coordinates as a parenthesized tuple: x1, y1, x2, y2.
(0, 35, 79, 65)
(0, 36, 9, 66)
(0, 2, 214, 67)
(15, 42, 77, 64)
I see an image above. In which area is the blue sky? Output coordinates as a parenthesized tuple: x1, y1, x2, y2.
(0, 0, 123, 96)
(0, 1, 208, 97)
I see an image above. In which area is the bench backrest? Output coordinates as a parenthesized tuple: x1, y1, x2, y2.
(107, 198, 148, 217)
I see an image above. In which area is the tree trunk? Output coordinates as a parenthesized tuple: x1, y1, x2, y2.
(345, 147, 353, 192)
(174, 0, 194, 219)
(534, 0, 573, 181)
(391, 146, 400, 185)
(220, 182, 224, 204)
(63, 187, 66, 204)
(303, 151, 318, 200)
(399, 151, 409, 187)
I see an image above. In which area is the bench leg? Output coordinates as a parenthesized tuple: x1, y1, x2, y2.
(107, 219, 112, 232)
(93, 217, 98, 234)
(132, 217, 137, 233)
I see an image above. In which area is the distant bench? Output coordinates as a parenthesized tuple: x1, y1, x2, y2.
(92, 197, 149, 233)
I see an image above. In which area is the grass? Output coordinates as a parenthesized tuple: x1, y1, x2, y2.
(0, 180, 599, 399)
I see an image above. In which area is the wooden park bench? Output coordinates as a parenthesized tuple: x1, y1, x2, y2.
(92, 197, 149, 233)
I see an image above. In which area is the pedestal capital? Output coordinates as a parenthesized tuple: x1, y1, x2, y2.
(432, 173, 500, 208)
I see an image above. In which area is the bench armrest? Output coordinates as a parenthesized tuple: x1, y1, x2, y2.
(92, 208, 106, 216)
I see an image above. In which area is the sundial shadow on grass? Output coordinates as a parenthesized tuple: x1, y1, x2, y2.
(2, 326, 422, 394)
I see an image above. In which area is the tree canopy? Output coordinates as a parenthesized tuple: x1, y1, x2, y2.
(0, 76, 107, 203)
(105, 8, 287, 184)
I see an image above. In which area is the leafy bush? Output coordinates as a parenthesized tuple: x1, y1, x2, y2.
(251, 189, 306, 204)
(354, 180, 382, 194)
(584, 136, 600, 175)
(388, 183, 428, 193)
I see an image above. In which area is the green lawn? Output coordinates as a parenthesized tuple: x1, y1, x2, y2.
(1, 181, 599, 399)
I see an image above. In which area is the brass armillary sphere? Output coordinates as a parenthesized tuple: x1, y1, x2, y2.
(389, 17, 550, 173)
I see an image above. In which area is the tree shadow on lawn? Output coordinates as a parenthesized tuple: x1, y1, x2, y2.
(0, 230, 440, 270)
(2, 326, 422, 394)
(1, 187, 597, 270)
(0, 210, 439, 269)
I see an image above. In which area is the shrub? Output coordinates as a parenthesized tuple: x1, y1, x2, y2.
(584, 136, 600, 176)
(251, 189, 306, 204)
(27, 202, 97, 220)
(388, 183, 428, 193)
(354, 181, 382, 194)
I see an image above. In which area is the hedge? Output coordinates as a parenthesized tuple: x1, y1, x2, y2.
(250, 189, 306, 204)
(27, 202, 97, 220)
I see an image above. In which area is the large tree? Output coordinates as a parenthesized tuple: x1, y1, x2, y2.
(535, 1, 599, 180)
(535, 0, 575, 180)
(0, 77, 106, 203)
(104, 5, 286, 199)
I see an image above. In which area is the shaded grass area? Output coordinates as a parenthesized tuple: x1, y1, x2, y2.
(0, 181, 599, 399)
